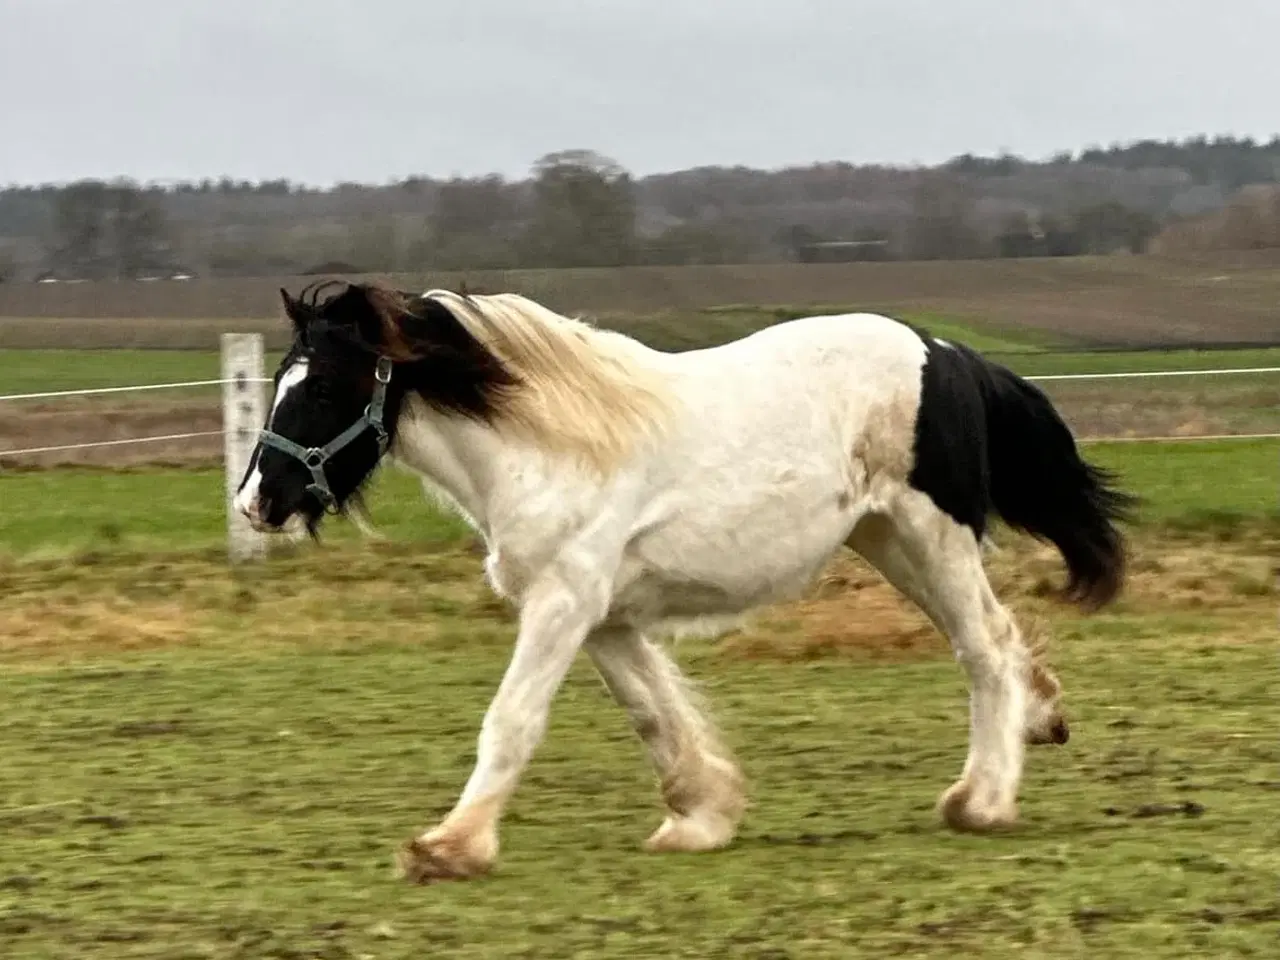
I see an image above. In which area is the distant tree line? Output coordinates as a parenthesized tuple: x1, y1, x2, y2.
(2, 135, 1280, 281)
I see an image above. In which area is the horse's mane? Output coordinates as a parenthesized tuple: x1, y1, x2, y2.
(421, 289, 678, 473)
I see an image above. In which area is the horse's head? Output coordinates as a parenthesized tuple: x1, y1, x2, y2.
(233, 280, 519, 536)
(233, 281, 406, 536)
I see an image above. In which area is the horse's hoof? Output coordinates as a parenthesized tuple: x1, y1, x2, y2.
(644, 812, 738, 854)
(937, 780, 1019, 833)
(395, 830, 496, 884)
(1027, 717, 1071, 746)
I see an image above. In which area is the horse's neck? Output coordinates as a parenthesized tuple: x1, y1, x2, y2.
(391, 397, 501, 532)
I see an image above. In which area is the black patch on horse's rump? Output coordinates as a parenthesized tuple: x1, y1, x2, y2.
(907, 338, 991, 535)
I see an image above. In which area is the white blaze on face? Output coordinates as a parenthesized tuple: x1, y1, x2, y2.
(233, 359, 310, 518)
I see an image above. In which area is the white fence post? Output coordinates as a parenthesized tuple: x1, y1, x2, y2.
(221, 333, 267, 563)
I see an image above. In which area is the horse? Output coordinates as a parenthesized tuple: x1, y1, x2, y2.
(232, 280, 1136, 884)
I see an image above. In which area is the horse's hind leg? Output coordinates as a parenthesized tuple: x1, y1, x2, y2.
(585, 627, 746, 853)
(847, 490, 1044, 832)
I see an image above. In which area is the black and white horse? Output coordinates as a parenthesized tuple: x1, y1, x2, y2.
(234, 281, 1135, 883)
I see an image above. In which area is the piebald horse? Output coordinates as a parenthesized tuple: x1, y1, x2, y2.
(234, 281, 1135, 883)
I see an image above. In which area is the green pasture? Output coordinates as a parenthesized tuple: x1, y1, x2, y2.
(0, 439, 1275, 558)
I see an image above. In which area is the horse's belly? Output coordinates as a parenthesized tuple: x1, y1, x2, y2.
(609, 486, 859, 628)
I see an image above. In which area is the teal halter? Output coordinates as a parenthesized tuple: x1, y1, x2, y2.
(256, 356, 393, 512)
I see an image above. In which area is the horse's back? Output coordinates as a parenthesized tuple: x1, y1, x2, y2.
(673, 310, 924, 368)
(659, 310, 929, 471)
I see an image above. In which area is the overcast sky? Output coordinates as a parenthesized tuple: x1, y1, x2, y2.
(2, 0, 1277, 186)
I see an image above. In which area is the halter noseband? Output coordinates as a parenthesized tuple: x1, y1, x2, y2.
(256, 356, 394, 513)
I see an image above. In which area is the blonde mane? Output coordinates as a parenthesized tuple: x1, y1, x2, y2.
(423, 289, 678, 472)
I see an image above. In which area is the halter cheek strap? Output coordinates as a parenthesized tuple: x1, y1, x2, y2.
(256, 356, 393, 512)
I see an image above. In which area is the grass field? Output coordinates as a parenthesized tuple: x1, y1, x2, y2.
(1, 438, 1277, 958)
(0, 351, 233, 397)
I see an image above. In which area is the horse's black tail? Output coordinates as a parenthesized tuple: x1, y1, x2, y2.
(979, 359, 1138, 609)
(908, 336, 1139, 611)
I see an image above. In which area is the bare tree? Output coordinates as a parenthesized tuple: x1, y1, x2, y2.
(521, 150, 636, 267)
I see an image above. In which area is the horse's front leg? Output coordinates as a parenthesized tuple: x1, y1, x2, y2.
(397, 579, 596, 884)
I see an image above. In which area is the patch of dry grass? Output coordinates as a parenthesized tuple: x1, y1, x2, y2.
(0, 542, 506, 668)
(0, 598, 194, 658)
(1, 528, 1272, 672)
(720, 526, 1276, 665)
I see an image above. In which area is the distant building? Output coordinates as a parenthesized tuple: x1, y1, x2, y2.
(798, 239, 892, 263)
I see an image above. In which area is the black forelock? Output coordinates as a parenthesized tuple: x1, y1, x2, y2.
(286, 280, 357, 332)
(298, 278, 351, 308)
(283, 282, 388, 365)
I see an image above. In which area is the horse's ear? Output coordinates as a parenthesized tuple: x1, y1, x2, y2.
(280, 288, 306, 333)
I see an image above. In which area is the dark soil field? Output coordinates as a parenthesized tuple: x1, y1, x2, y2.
(2, 252, 1280, 349)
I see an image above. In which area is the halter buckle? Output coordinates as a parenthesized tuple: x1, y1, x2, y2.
(365, 407, 389, 445)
